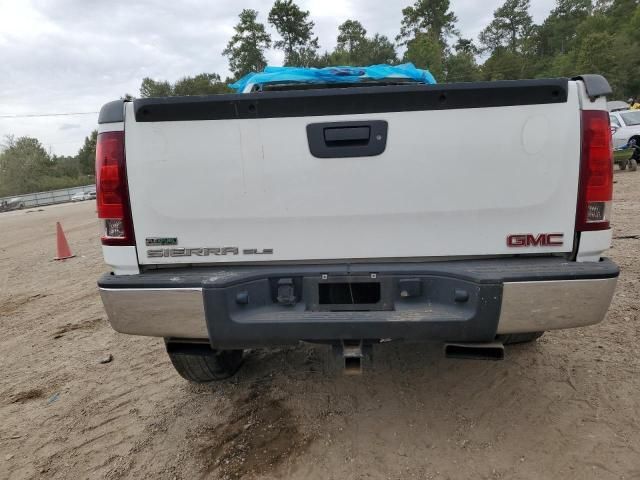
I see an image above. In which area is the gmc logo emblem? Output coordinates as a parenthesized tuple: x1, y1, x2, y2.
(507, 233, 564, 247)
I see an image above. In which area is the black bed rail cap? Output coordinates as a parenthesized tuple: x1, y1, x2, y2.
(571, 74, 612, 101)
(132, 78, 569, 122)
(98, 99, 126, 124)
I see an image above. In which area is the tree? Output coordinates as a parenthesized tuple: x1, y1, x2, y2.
(172, 73, 230, 96)
(445, 52, 481, 82)
(268, 0, 319, 66)
(574, 30, 626, 92)
(50, 154, 80, 179)
(325, 20, 398, 66)
(139, 74, 230, 98)
(223, 9, 271, 78)
(601, 0, 640, 22)
(140, 78, 172, 97)
(403, 32, 445, 80)
(397, 0, 458, 46)
(453, 37, 479, 56)
(575, 31, 618, 73)
(0, 136, 52, 196)
(536, 0, 591, 56)
(626, 6, 640, 43)
(480, 48, 525, 80)
(444, 38, 481, 82)
(363, 34, 398, 65)
(396, 0, 459, 81)
(337, 20, 368, 53)
(75, 130, 97, 175)
(479, 0, 533, 53)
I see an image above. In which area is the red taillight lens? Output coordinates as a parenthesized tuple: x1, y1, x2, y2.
(96, 131, 135, 245)
(576, 110, 613, 231)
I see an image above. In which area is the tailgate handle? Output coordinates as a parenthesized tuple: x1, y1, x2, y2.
(307, 121, 388, 158)
(324, 126, 370, 145)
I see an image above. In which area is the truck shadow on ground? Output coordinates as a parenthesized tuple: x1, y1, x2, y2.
(194, 339, 569, 479)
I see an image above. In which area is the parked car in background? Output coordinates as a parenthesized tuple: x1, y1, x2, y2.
(71, 190, 96, 202)
(609, 109, 640, 149)
(1, 197, 26, 211)
(606, 100, 629, 112)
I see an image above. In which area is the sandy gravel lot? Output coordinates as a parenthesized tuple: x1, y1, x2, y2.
(1, 171, 639, 480)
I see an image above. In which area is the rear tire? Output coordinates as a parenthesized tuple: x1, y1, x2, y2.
(498, 332, 544, 345)
(619, 160, 628, 170)
(630, 158, 638, 171)
(166, 343, 243, 383)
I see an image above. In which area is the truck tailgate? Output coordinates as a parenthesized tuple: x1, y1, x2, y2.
(124, 79, 581, 265)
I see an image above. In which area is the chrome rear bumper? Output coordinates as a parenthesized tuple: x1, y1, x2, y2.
(496, 277, 617, 334)
(98, 258, 619, 343)
(100, 287, 208, 338)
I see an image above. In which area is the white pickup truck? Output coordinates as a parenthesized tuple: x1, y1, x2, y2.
(96, 74, 618, 381)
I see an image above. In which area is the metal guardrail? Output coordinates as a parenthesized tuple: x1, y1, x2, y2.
(0, 184, 96, 210)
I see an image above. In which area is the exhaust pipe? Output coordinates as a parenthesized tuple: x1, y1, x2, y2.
(444, 341, 505, 361)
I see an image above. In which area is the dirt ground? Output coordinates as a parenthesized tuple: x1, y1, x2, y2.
(1, 171, 639, 480)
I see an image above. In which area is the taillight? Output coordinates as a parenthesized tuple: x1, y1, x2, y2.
(95, 131, 135, 245)
(576, 110, 613, 231)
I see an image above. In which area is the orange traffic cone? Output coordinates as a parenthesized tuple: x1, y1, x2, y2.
(54, 222, 75, 260)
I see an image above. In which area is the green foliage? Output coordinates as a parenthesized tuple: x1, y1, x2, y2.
(423, 38, 482, 82)
(454, 38, 479, 56)
(397, 0, 458, 46)
(363, 34, 398, 65)
(27, 175, 90, 194)
(318, 20, 397, 66)
(575, 32, 618, 73)
(0, 136, 50, 196)
(444, 53, 480, 82)
(139, 73, 231, 98)
(173, 73, 230, 96)
(0, 133, 96, 197)
(403, 32, 445, 80)
(536, 0, 592, 56)
(531, 0, 640, 97)
(337, 20, 368, 53)
(445, 43, 481, 82)
(223, 9, 272, 78)
(480, 0, 534, 53)
(626, 6, 640, 43)
(140, 78, 172, 97)
(481, 48, 527, 80)
(50, 154, 81, 178)
(605, 0, 640, 20)
(396, 0, 480, 82)
(76, 130, 97, 176)
(268, 0, 319, 66)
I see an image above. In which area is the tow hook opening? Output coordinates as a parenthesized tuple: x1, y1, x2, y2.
(444, 342, 505, 361)
(333, 340, 372, 375)
(344, 356, 362, 375)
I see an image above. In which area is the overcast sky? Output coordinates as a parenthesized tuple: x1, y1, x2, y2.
(0, 0, 555, 156)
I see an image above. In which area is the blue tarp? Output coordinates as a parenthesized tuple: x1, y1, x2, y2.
(229, 63, 437, 92)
